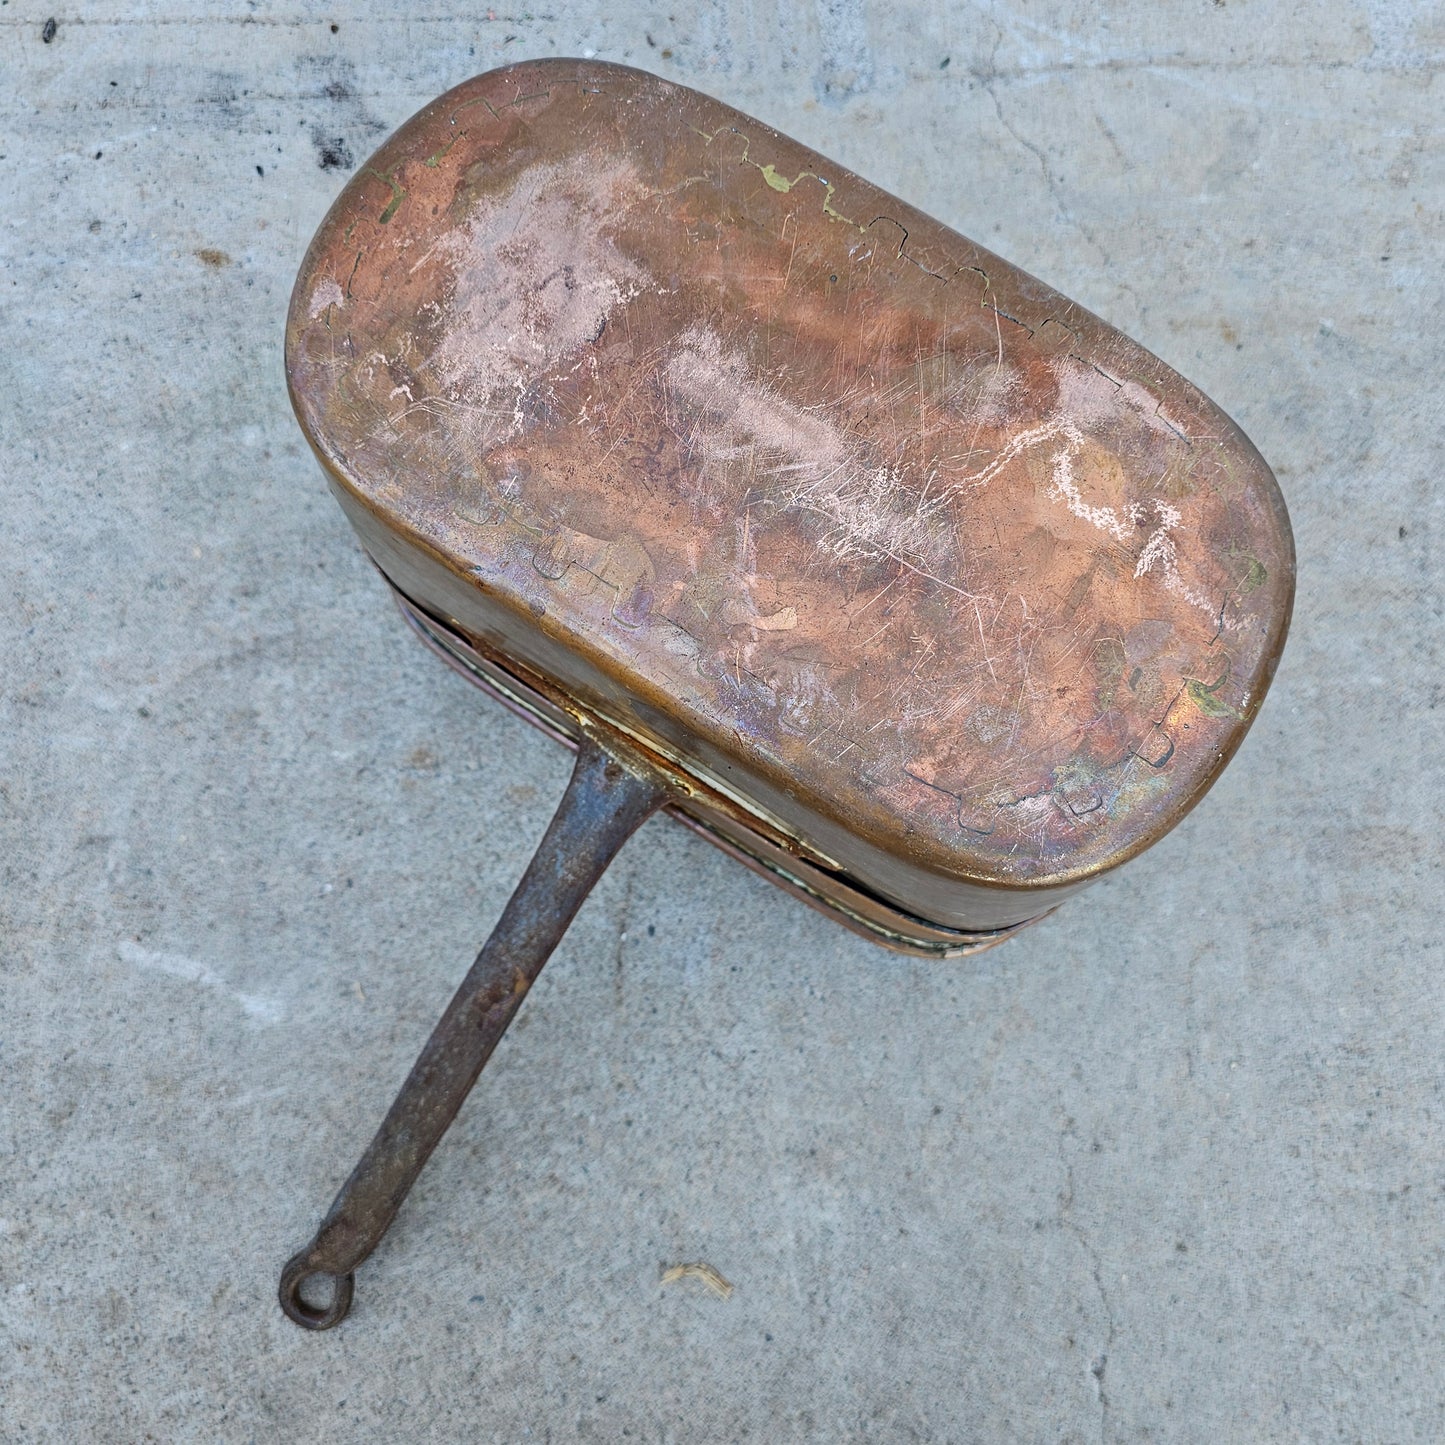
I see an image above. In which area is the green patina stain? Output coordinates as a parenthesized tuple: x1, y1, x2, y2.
(448, 85, 550, 125)
(1185, 668, 1245, 721)
(756, 166, 862, 227)
(424, 134, 462, 168)
(365, 166, 406, 224)
(820, 185, 861, 227)
(1238, 555, 1267, 594)
(691, 125, 864, 229)
(453, 95, 503, 121)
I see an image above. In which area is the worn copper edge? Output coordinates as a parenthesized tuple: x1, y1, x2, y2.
(389, 583, 1039, 957)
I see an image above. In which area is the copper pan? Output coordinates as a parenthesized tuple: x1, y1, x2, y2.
(278, 59, 1293, 1328)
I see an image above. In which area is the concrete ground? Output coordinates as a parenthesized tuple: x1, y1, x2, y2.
(3, 1, 1442, 1439)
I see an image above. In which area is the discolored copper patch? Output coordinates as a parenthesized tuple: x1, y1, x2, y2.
(287, 59, 1292, 929)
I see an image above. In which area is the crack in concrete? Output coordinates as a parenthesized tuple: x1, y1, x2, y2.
(1057, 1111, 1119, 1444)
(974, 32, 1145, 326)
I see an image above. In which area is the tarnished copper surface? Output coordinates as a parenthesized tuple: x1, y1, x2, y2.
(287, 58, 1293, 930)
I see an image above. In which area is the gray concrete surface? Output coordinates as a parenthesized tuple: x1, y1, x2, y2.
(3, 1, 1442, 1439)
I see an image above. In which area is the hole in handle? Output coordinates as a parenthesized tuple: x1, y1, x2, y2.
(279, 1254, 355, 1331)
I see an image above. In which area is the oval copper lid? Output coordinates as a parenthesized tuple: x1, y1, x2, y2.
(287, 59, 1293, 918)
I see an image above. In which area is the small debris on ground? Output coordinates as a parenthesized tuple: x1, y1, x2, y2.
(660, 1262, 733, 1299)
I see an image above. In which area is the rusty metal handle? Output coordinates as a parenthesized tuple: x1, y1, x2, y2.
(278, 731, 668, 1329)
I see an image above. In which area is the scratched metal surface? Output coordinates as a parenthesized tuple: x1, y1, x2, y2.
(289, 60, 1290, 916)
(4, 3, 1443, 1442)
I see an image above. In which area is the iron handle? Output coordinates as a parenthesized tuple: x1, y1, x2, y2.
(279, 729, 668, 1329)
